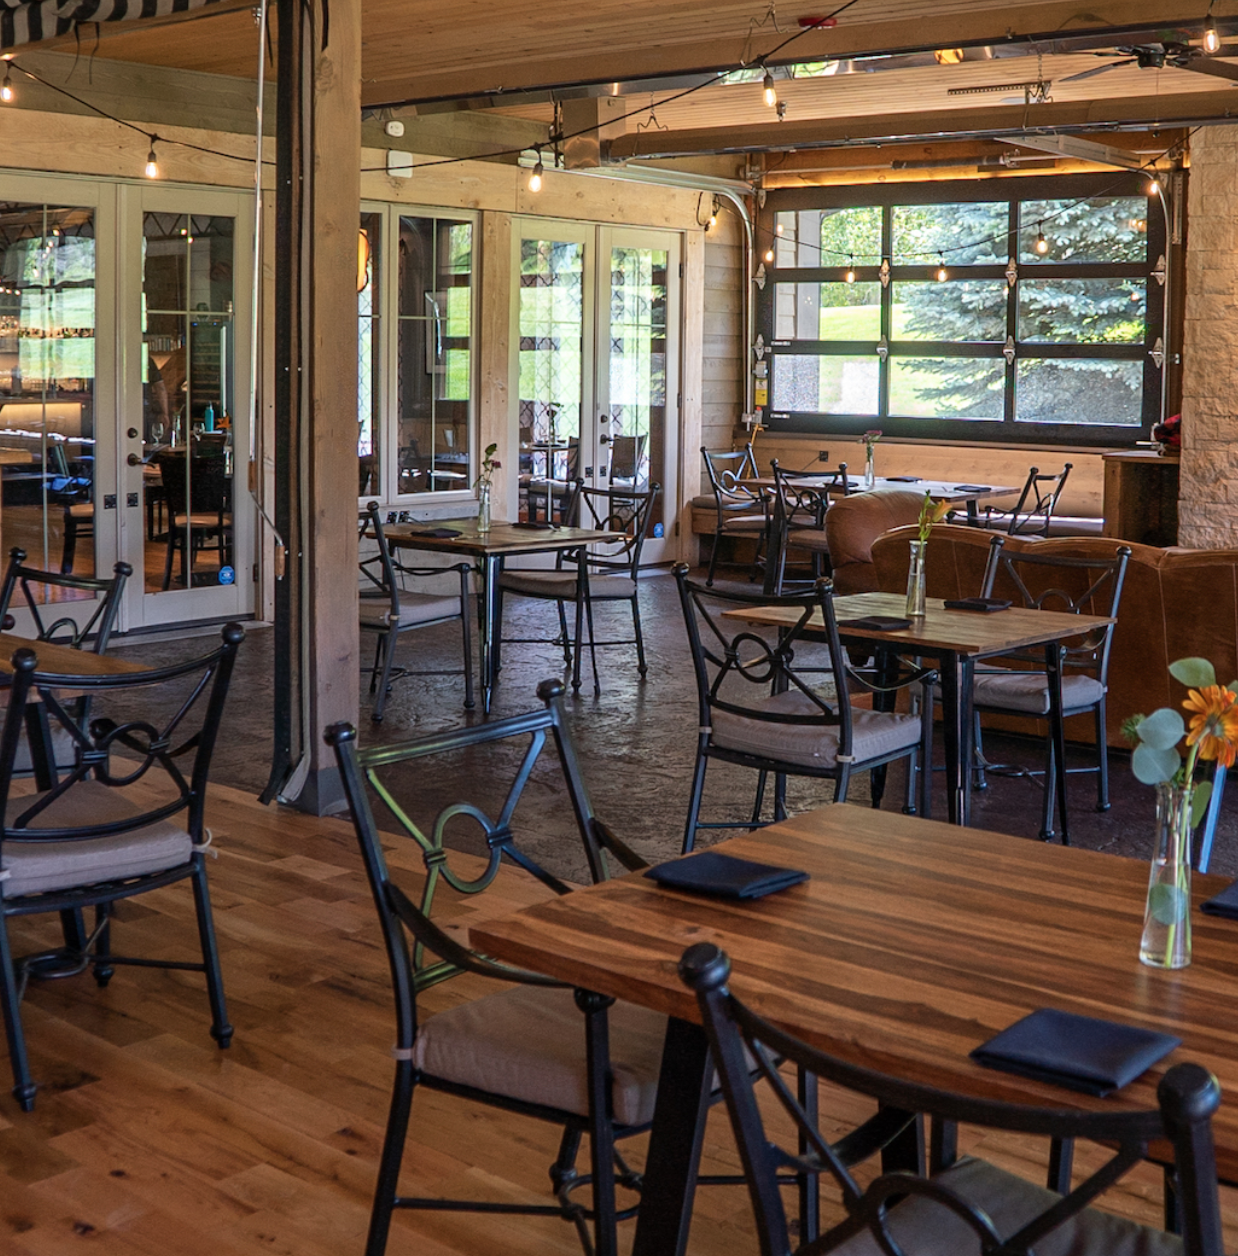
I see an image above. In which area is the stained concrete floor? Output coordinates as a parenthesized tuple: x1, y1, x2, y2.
(106, 569, 1238, 884)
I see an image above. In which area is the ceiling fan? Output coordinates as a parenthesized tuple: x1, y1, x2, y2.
(1062, 41, 1238, 84)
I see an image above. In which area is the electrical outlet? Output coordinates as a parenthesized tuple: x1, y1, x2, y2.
(818, 449, 830, 463)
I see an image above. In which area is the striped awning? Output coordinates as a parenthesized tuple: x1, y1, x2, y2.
(1, 0, 227, 52)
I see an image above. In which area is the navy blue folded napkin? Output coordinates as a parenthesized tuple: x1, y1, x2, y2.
(838, 615, 913, 633)
(952, 484, 991, 493)
(884, 475, 922, 483)
(645, 850, 809, 900)
(943, 597, 1012, 613)
(511, 521, 557, 531)
(1202, 880, 1238, 919)
(404, 527, 461, 539)
(971, 1008, 1180, 1097)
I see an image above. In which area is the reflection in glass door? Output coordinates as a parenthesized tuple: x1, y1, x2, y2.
(140, 212, 235, 598)
(0, 202, 98, 606)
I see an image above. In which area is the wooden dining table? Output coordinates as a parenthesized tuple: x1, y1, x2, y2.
(727, 591, 1115, 836)
(473, 804, 1238, 1256)
(750, 474, 1020, 520)
(386, 518, 622, 714)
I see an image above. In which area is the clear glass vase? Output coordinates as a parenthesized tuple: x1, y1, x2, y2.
(477, 482, 492, 533)
(864, 448, 876, 490)
(1140, 781, 1193, 969)
(905, 539, 927, 618)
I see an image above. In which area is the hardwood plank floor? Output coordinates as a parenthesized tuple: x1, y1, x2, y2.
(0, 780, 1235, 1254)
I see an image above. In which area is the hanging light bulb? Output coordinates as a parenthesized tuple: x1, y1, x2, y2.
(844, 255, 856, 283)
(763, 246, 775, 263)
(709, 197, 719, 229)
(775, 221, 784, 236)
(1147, 174, 1161, 196)
(1204, 6, 1221, 54)
(1035, 223, 1049, 255)
(762, 70, 777, 108)
(936, 256, 948, 282)
(1, 62, 13, 105)
(528, 150, 544, 193)
(144, 138, 159, 179)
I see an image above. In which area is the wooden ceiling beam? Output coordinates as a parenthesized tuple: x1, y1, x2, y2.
(357, 0, 1206, 107)
(606, 91, 1238, 160)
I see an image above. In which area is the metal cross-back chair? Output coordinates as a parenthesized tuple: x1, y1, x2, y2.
(680, 940, 1226, 1256)
(528, 435, 581, 523)
(607, 432, 647, 489)
(701, 443, 772, 586)
(0, 546, 131, 654)
(358, 502, 474, 721)
(769, 459, 851, 594)
(326, 679, 663, 1256)
(675, 565, 937, 853)
(495, 481, 660, 695)
(971, 536, 1131, 843)
(984, 463, 1073, 537)
(0, 624, 244, 1110)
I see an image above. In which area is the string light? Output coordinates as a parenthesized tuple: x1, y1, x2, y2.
(1, 61, 13, 105)
(775, 222, 784, 236)
(528, 149, 544, 193)
(764, 246, 775, 263)
(762, 70, 777, 108)
(1034, 223, 1049, 255)
(709, 196, 720, 229)
(144, 137, 159, 179)
(844, 255, 856, 283)
(1204, 3, 1221, 54)
(1147, 175, 1161, 195)
(936, 256, 949, 282)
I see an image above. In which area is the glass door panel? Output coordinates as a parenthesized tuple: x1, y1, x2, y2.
(140, 211, 236, 599)
(0, 201, 98, 602)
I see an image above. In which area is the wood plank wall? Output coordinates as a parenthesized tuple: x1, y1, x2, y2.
(700, 207, 745, 493)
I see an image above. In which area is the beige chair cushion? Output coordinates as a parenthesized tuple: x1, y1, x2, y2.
(413, 984, 666, 1126)
(2, 781, 192, 898)
(359, 589, 462, 628)
(719, 515, 769, 533)
(500, 571, 637, 600)
(831, 1155, 1181, 1256)
(786, 528, 831, 553)
(711, 689, 922, 769)
(973, 671, 1105, 716)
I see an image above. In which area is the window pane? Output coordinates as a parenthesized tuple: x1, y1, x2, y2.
(397, 216, 473, 495)
(0, 204, 96, 594)
(889, 357, 1005, 419)
(358, 211, 380, 498)
(892, 203, 1007, 265)
(891, 279, 1006, 342)
(1018, 197, 1147, 264)
(775, 281, 880, 340)
(772, 353, 878, 415)
(773, 206, 881, 267)
(1016, 360, 1143, 425)
(1019, 279, 1146, 344)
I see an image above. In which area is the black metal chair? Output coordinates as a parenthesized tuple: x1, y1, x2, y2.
(608, 432, 647, 489)
(769, 459, 851, 594)
(326, 681, 661, 1256)
(0, 624, 244, 1110)
(675, 565, 936, 853)
(972, 536, 1131, 843)
(984, 463, 1073, 536)
(358, 502, 474, 721)
(154, 451, 233, 589)
(701, 444, 771, 586)
(495, 481, 660, 695)
(528, 435, 580, 523)
(680, 939, 1225, 1256)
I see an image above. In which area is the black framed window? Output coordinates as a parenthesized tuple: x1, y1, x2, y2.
(758, 173, 1165, 446)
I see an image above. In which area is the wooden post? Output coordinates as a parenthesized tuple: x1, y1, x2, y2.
(262, 0, 360, 812)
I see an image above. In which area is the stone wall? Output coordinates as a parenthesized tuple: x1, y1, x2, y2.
(1180, 124, 1238, 547)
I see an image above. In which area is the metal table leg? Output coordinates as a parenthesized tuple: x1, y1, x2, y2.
(478, 553, 500, 715)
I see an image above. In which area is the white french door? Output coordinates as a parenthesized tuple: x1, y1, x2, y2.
(512, 219, 681, 563)
(0, 173, 254, 639)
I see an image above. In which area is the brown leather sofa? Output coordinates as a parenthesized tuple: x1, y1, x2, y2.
(870, 523, 1238, 747)
(823, 489, 927, 594)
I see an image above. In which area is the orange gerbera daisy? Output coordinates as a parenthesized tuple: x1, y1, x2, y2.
(1183, 685, 1238, 767)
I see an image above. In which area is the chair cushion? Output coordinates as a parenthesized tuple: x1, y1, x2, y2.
(2, 781, 193, 898)
(359, 590, 463, 627)
(500, 571, 638, 600)
(786, 528, 831, 553)
(711, 689, 922, 770)
(413, 984, 666, 1127)
(830, 1154, 1181, 1256)
(719, 515, 769, 533)
(973, 671, 1105, 716)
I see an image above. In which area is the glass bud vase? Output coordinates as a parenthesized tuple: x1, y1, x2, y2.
(864, 448, 876, 490)
(1139, 781, 1193, 969)
(905, 540, 927, 618)
(477, 482, 492, 533)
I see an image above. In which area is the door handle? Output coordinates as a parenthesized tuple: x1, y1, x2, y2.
(127, 453, 143, 467)
(598, 434, 611, 445)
